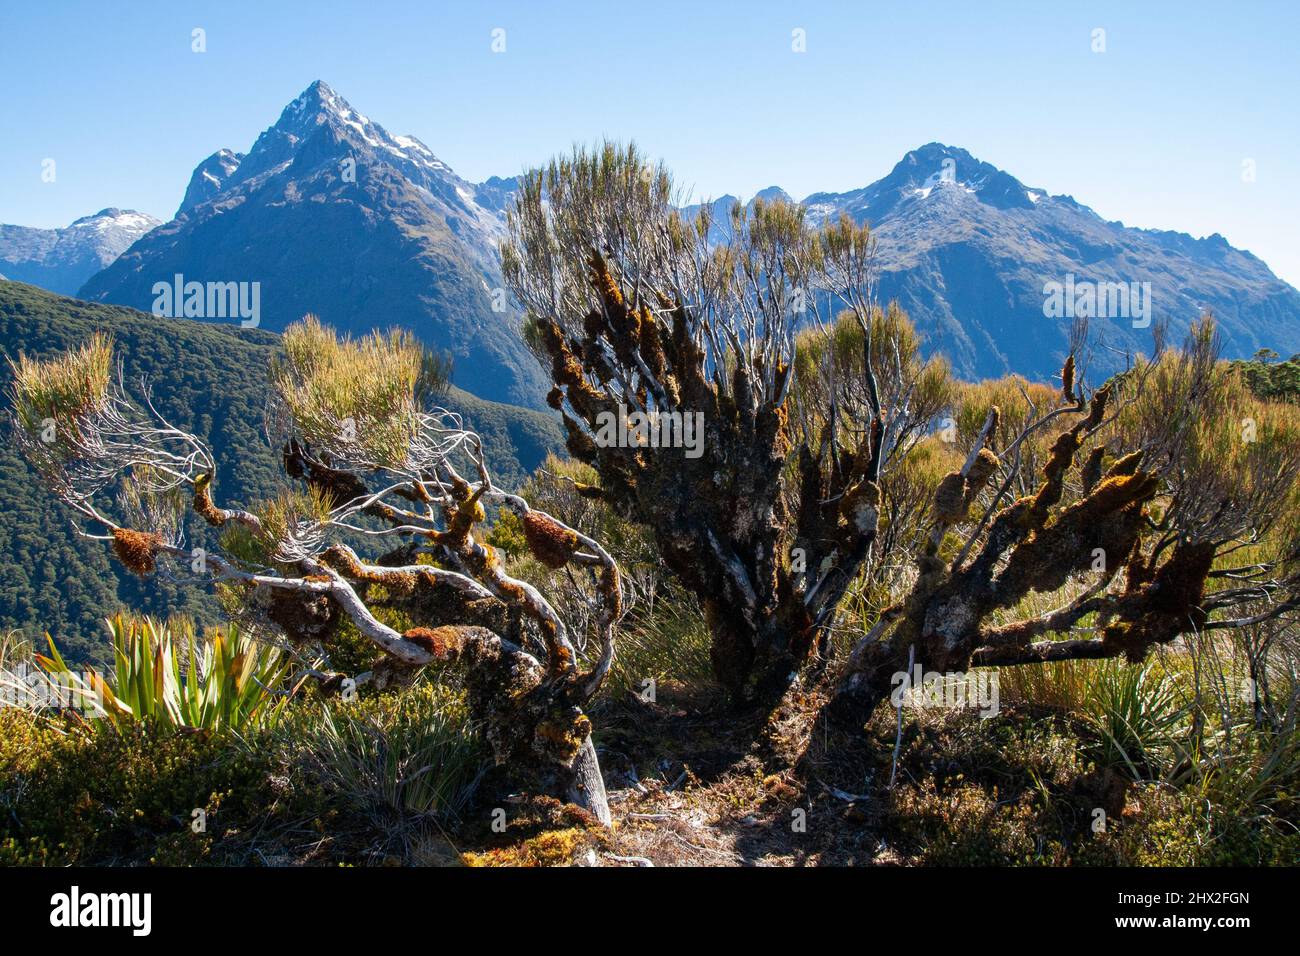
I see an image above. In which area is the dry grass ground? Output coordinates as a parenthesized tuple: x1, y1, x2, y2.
(418, 682, 1145, 867)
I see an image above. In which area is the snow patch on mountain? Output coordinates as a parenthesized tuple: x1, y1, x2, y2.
(0, 209, 161, 295)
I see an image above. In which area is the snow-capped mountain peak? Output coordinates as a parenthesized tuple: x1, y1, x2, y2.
(0, 209, 160, 295)
(796, 142, 1300, 383)
(68, 208, 161, 234)
(79, 81, 551, 409)
(266, 80, 454, 178)
(181, 80, 482, 226)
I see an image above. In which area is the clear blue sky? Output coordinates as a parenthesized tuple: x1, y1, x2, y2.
(3, 1, 1298, 286)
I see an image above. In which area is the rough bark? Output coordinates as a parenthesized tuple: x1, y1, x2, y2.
(532, 286, 885, 704)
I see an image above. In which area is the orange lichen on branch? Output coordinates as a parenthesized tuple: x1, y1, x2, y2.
(638, 304, 666, 379)
(318, 545, 420, 595)
(402, 626, 467, 661)
(994, 470, 1158, 605)
(192, 473, 226, 526)
(599, 563, 623, 620)
(1029, 387, 1111, 522)
(1102, 541, 1215, 661)
(534, 709, 593, 762)
(537, 319, 604, 410)
(1085, 384, 1111, 427)
(934, 448, 999, 526)
(320, 544, 364, 578)
(1031, 429, 1084, 518)
(1082, 470, 1160, 515)
(111, 528, 164, 575)
(587, 252, 625, 310)
(964, 448, 999, 498)
(547, 624, 575, 672)
(442, 476, 487, 544)
(1105, 450, 1144, 478)
(523, 511, 580, 569)
(984, 405, 1001, 452)
(933, 471, 968, 523)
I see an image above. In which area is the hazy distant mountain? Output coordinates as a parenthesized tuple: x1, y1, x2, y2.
(797, 143, 1300, 380)
(0, 208, 160, 295)
(80, 81, 549, 408)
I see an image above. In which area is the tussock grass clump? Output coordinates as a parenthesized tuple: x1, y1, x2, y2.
(270, 316, 448, 469)
(7, 332, 117, 487)
(606, 586, 713, 697)
(278, 680, 485, 823)
(8, 331, 113, 436)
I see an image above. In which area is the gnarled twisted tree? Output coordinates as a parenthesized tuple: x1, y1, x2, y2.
(8, 320, 623, 823)
(503, 143, 949, 703)
(826, 319, 1300, 727)
(505, 144, 1300, 737)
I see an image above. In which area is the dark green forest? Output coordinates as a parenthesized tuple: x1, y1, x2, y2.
(1230, 349, 1300, 404)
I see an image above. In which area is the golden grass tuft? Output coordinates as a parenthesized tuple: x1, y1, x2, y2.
(8, 332, 114, 436)
(270, 316, 446, 468)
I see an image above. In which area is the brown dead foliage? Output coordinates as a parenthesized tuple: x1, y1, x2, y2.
(522, 510, 579, 569)
(110, 528, 163, 575)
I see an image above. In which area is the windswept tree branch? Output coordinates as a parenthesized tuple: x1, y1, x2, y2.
(826, 317, 1300, 730)
(8, 321, 625, 824)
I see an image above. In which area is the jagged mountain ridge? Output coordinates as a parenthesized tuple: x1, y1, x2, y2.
(801, 143, 1300, 380)
(178, 148, 244, 215)
(63, 86, 1300, 392)
(80, 81, 548, 408)
(688, 144, 1300, 380)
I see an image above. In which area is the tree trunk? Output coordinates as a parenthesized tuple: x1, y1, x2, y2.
(704, 585, 819, 707)
(822, 633, 909, 730)
(563, 734, 611, 826)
